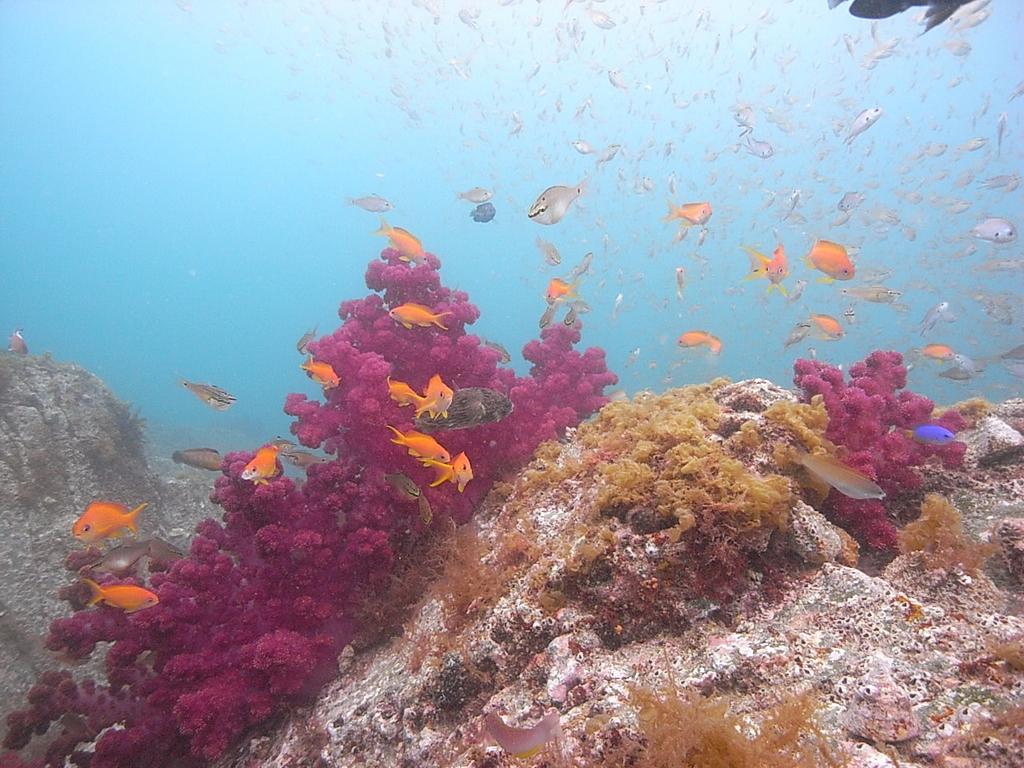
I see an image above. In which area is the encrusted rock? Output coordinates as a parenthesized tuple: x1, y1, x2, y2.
(841, 656, 921, 743)
(962, 415, 1024, 468)
(786, 500, 859, 566)
(714, 377, 796, 414)
(996, 518, 1024, 583)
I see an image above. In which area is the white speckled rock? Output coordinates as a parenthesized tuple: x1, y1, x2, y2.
(962, 415, 1024, 468)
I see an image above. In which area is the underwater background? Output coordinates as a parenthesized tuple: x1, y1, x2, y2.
(1, 0, 1021, 447)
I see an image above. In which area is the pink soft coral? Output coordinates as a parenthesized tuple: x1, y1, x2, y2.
(3, 247, 616, 768)
(794, 350, 966, 550)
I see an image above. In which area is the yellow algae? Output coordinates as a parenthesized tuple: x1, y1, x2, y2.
(898, 493, 996, 574)
(583, 384, 792, 538)
(942, 397, 989, 426)
(763, 395, 829, 453)
(628, 681, 845, 768)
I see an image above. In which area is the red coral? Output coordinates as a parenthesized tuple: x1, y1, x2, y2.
(794, 350, 966, 551)
(4, 247, 615, 767)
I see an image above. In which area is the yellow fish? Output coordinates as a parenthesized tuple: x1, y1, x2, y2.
(373, 218, 426, 264)
(388, 303, 452, 330)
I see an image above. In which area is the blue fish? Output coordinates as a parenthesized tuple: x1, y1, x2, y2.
(909, 424, 956, 446)
(470, 202, 495, 223)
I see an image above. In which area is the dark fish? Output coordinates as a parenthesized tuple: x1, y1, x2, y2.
(831, 0, 974, 32)
(84, 540, 151, 575)
(482, 339, 512, 363)
(385, 472, 421, 499)
(539, 303, 558, 329)
(470, 202, 496, 223)
(1000, 343, 1024, 361)
(414, 387, 513, 432)
(296, 326, 317, 355)
(172, 448, 223, 471)
(180, 380, 236, 411)
(82, 537, 184, 575)
(280, 447, 331, 469)
(938, 367, 973, 381)
(146, 537, 186, 566)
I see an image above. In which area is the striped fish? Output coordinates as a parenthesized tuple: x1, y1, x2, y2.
(180, 380, 236, 411)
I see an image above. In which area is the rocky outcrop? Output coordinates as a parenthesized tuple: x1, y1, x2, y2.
(0, 354, 216, 716)
(220, 380, 1024, 768)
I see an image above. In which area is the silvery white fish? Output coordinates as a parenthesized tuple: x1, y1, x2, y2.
(844, 107, 883, 145)
(952, 353, 981, 376)
(997, 111, 1007, 158)
(571, 139, 594, 155)
(1004, 360, 1024, 379)
(347, 194, 393, 213)
(837, 192, 865, 212)
(608, 69, 628, 91)
(744, 136, 774, 158)
(918, 301, 956, 336)
(783, 321, 812, 348)
(535, 236, 561, 266)
(527, 181, 586, 226)
(786, 279, 807, 304)
(595, 144, 621, 170)
(458, 187, 493, 204)
(970, 217, 1017, 243)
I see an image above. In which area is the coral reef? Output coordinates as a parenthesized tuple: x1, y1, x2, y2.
(2, 248, 614, 768)
(0, 354, 213, 722)
(214, 378, 1024, 768)
(793, 350, 967, 550)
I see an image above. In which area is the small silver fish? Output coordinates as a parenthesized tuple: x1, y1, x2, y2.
(997, 112, 1007, 158)
(528, 182, 585, 225)
(539, 303, 558, 329)
(481, 339, 511, 364)
(536, 237, 561, 266)
(296, 326, 316, 355)
(180, 380, 236, 411)
(744, 135, 774, 158)
(784, 321, 812, 348)
(970, 217, 1017, 243)
(571, 139, 594, 155)
(675, 267, 686, 300)
(347, 194, 393, 213)
(837, 192, 865, 212)
(918, 301, 955, 336)
(458, 187, 492, 204)
(845, 107, 883, 145)
(569, 252, 594, 281)
(595, 144, 621, 169)
(786, 279, 807, 304)
(279, 447, 330, 469)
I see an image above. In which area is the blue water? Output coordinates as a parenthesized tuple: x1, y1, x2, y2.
(2, 1, 1021, 451)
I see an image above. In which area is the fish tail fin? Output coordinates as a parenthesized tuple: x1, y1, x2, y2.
(385, 425, 404, 444)
(816, 276, 834, 285)
(126, 502, 148, 533)
(662, 201, 677, 222)
(421, 459, 453, 487)
(372, 217, 391, 237)
(434, 312, 453, 331)
(82, 578, 103, 606)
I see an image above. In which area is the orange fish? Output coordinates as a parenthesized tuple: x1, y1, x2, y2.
(242, 444, 281, 485)
(422, 451, 474, 492)
(82, 578, 159, 613)
(920, 343, 955, 362)
(373, 218, 425, 264)
(300, 357, 340, 389)
(387, 377, 427, 409)
(663, 201, 712, 226)
(386, 425, 451, 463)
(73, 501, 147, 543)
(389, 303, 452, 330)
(742, 244, 789, 296)
(415, 374, 455, 419)
(804, 239, 855, 282)
(678, 330, 722, 354)
(810, 314, 844, 339)
(545, 278, 577, 303)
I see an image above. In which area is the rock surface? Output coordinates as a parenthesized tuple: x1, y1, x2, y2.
(219, 380, 1024, 768)
(0, 354, 216, 716)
